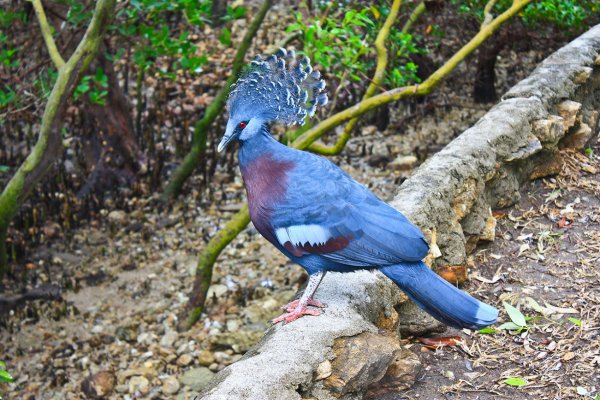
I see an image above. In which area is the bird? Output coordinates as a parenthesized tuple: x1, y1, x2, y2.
(217, 48, 498, 329)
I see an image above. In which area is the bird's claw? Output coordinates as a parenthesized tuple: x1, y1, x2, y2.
(282, 298, 327, 312)
(272, 306, 321, 324)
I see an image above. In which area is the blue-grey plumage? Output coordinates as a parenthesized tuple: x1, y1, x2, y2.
(218, 49, 498, 328)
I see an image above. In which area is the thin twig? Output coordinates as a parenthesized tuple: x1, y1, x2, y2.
(482, 0, 499, 28)
(29, 0, 65, 69)
(402, 1, 427, 34)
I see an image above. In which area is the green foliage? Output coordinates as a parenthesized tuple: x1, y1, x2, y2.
(74, 67, 109, 105)
(498, 301, 529, 332)
(504, 377, 528, 387)
(0, 361, 13, 383)
(0, 9, 26, 27)
(0, 86, 17, 109)
(33, 68, 58, 100)
(451, 0, 597, 31)
(287, 2, 423, 89)
(521, 0, 595, 29)
(111, 0, 245, 79)
(0, 33, 19, 69)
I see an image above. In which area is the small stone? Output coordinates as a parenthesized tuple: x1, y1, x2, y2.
(365, 349, 421, 399)
(557, 100, 581, 130)
(560, 123, 593, 151)
(81, 371, 116, 399)
(198, 350, 215, 367)
(361, 125, 377, 136)
(209, 330, 263, 353)
(160, 330, 178, 348)
(128, 376, 150, 395)
(176, 354, 193, 367)
(533, 115, 565, 146)
(108, 210, 128, 226)
(206, 284, 228, 299)
(315, 360, 332, 380)
(180, 367, 215, 392)
(137, 332, 155, 346)
(324, 332, 400, 395)
(388, 155, 417, 171)
(162, 376, 181, 395)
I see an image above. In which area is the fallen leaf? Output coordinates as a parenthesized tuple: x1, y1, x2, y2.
(417, 336, 463, 348)
(557, 217, 572, 229)
(504, 377, 528, 387)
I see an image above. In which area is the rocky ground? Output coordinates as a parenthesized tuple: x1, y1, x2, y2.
(401, 146, 600, 400)
(0, 15, 592, 400)
(3, 129, 598, 400)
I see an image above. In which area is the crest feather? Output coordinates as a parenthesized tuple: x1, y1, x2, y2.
(228, 48, 328, 125)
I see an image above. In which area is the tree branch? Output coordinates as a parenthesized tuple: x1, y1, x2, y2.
(307, 0, 402, 155)
(0, 0, 116, 276)
(183, 0, 533, 328)
(29, 0, 65, 69)
(292, 0, 532, 149)
(162, 0, 273, 201)
(482, 0, 499, 28)
(401, 1, 427, 34)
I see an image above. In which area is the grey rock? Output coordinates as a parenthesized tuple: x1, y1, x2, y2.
(180, 367, 215, 392)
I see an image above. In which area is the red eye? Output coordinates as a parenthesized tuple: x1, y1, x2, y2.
(238, 121, 247, 129)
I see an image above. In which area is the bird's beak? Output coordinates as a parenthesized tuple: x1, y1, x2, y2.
(217, 120, 236, 152)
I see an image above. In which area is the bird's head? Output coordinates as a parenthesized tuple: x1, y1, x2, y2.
(218, 48, 328, 152)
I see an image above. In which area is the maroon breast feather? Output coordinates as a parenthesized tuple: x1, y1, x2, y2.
(241, 154, 294, 239)
(283, 235, 353, 257)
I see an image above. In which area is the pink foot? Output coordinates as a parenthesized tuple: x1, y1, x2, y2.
(272, 306, 321, 324)
(283, 298, 327, 312)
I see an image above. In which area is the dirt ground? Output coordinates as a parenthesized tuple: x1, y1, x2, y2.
(399, 145, 600, 400)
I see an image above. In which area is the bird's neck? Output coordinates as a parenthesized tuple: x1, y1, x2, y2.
(238, 127, 294, 238)
(238, 126, 287, 166)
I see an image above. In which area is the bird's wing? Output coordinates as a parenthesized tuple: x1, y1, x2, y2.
(269, 156, 429, 266)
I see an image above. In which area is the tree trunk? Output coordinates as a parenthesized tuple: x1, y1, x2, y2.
(473, 40, 500, 103)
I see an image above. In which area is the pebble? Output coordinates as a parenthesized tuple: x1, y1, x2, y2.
(128, 376, 150, 395)
(198, 350, 215, 366)
(180, 367, 215, 392)
(388, 155, 417, 171)
(160, 330, 178, 348)
(176, 354, 193, 367)
(162, 376, 181, 395)
(81, 371, 116, 399)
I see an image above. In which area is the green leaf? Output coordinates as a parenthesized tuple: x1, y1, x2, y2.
(0, 165, 9, 173)
(503, 302, 527, 327)
(0, 369, 13, 383)
(478, 327, 497, 334)
(568, 317, 582, 326)
(498, 322, 522, 330)
(504, 377, 527, 387)
(0, 361, 5, 368)
(219, 27, 231, 46)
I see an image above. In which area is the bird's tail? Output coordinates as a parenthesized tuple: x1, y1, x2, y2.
(380, 261, 498, 330)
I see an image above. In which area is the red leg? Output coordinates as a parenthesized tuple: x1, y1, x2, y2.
(283, 298, 326, 312)
(273, 271, 326, 325)
(272, 306, 321, 324)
